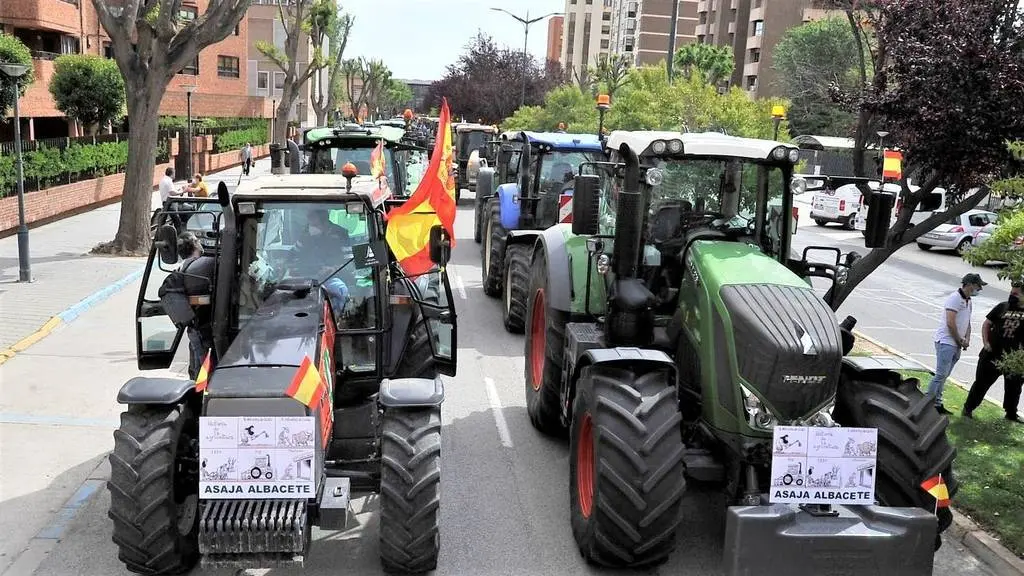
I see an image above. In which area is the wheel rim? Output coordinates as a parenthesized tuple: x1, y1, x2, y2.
(958, 240, 970, 255)
(529, 289, 546, 391)
(576, 413, 595, 519)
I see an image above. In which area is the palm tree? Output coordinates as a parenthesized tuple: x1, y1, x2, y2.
(673, 43, 735, 87)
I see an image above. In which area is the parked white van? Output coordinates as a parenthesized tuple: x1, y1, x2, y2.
(852, 180, 946, 234)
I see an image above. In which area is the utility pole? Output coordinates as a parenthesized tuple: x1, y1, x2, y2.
(666, 0, 680, 81)
(491, 7, 563, 108)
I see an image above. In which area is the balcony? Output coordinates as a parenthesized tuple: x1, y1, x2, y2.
(696, 24, 707, 35)
(0, 0, 83, 35)
(743, 61, 760, 77)
(698, 0, 708, 12)
(728, 21, 736, 34)
(746, 35, 761, 49)
(749, 6, 763, 21)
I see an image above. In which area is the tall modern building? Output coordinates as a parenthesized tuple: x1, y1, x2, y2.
(560, 0, 615, 77)
(609, 0, 700, 66)
(547, 15, 565, 63)
(695, 0, 839, 97)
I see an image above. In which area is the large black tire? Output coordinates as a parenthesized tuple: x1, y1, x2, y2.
(108, 403, 199, 575)
(474, 169, 495, 244)
(482, 198, 506, 297)
(835, 370, 958, 549)
(393, 276, 441, 380)
(379, 407, 442, 574)
(523, 248, 568, 435)
(570, 364, 686, 568)
(502, 243, 531, 333)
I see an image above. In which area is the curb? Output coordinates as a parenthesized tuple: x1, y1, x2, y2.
(854, 329, 1024, 576)
(0, 267, 144, 366)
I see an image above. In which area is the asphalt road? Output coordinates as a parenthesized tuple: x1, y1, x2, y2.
(3, 195, 996, 576)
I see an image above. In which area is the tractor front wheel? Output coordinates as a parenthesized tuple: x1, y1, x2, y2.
(502, 243, 531, 333)
(482, 198, 506, 297)
(570, 364, 686, 568)
(524, 248, 568, 435)
(108, 402, 200, 575)
(835, 370, 958, 550)
(379, 407, 442, 574)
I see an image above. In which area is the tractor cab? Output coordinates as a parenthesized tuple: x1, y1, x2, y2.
(302, 124, 425, 199)
(453, 123, 499, 202)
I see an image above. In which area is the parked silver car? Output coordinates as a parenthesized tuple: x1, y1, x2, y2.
(917, 209, 997, 254)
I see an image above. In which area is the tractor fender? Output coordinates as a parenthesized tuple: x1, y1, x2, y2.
(116, 376, 196, 405)
(379, 376, 445, 408)
(532, 226, 574, 312)
(566, 348, 679, 417)
(841, 355, 926, 376)
(506, 229, 542, 248)
(497, 182, 521, 230)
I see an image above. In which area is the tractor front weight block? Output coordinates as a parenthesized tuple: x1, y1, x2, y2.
(723, 502, 936, 576)
(199, 498, 309, 569)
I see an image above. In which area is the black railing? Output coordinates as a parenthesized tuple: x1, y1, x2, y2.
(30, 50, 62, 61)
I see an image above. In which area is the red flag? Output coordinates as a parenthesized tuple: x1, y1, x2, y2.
(370, 138, 385, 180)
(194, 350, 212, 393)
(921, 475, 950, 509)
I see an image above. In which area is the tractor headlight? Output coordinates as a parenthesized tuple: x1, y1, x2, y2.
(651, 140, 667, 154)
(771, 146, 788, 161)
(596, 254, 611, 275)
(788, 149, 800, 163)
(645, 168, 664, 186)
(790, 177, 807, 195)
(740, 385, 777, 431)
(667, 139, 684, 153)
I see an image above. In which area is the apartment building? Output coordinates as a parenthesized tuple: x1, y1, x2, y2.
(560, 0, 615, 77)
(547, 15, 565, 63)
(0, 0, 267, 141)
(609, 0, 700, 66)
(695, 0, 839, 97)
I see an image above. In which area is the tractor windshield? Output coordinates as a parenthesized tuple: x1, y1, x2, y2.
(237, 201, 377, 335)
(458, 132, 489, 158)
(308, 143, 396, 183)
(535, 150, 603, 195)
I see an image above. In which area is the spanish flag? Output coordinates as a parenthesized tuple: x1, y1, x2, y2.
(370, 138, 385, 180)
(194, 350, 212, 393)
(385, 97, 457, 277)
(921, 475, 950, 509)
(285, 355, 326, 409)
(882, 149, 903, 181)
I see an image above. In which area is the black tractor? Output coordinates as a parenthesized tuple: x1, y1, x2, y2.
(473, 132, 523, 244)
(109, 173, 458, 573)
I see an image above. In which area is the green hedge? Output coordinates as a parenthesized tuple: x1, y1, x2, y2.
(0, 140, 128, 197)
(159, 116, 267, 130)
(214, 125, 270, 153)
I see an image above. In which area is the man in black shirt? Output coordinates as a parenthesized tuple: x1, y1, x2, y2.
(159, 232, 217, 379)
(963, 278, 1024, 422)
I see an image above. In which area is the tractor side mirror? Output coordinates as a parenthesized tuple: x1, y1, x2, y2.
(217, 181, 229, 207)
(864, 191, 896, 249)
(429, 225, 452, 265)
(571, 174, 601, 236)
(497, 147, 512, 167)
(154, 224, 179, 265)
(919, 190, 943, 211)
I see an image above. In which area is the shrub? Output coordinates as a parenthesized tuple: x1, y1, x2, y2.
(0, 34, 33, 118)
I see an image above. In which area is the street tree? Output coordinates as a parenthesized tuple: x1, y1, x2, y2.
(256, 0, 333, 142)
(823, 0, 1024, 308)
(673, 42, 734, 87)
(772, 16, 860, 136)
(49, 54, 126, 135)
(91, 0, 250, 254)
(0, 33, 34, 118)
(355, 58, 392, 118)
(592, 53, 631, 100)
(378, 79, 414, 116)
(310, 11, 353, 126)
(340, 58, 361, 119)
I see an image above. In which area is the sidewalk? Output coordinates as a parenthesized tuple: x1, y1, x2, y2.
(0, 157, 272, 353)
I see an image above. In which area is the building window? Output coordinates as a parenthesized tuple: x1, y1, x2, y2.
(752, 20, 764, 36)
(602, 24, 610, 34)
(582, 12, 592, 66)
(103, 42, 113, 58)
(586, 0, 593, 4)
(178, 6, 197, 20)
(274, 71, 285, 90)
(600, 39, 609, 50)
(749, 48, 760, 62)
(258, 71, 269, 92)
(179, 55, 199, 75)
(217, 55, 240, 78)
(746, 75, 757, 90)
(602, 11, 611, 21)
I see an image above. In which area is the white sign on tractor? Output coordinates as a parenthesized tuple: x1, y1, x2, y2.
(199, 416, 317, 499)
(769, 425, 878, 506)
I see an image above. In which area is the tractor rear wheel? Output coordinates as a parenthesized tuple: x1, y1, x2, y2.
(108, 402, 200, 575)
(570, 364, 686, 568)
(482, 198, 506, 298)
(379, 407, 442, 574)
(502, 243, 531, 333)
(524, 248, 568, 435)
(835, 369, 958, 550)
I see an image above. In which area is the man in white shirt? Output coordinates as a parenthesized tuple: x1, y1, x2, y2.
(928, 273, 986, 414)
(240, 143, 253, 176)
(158, 167, 177, 204)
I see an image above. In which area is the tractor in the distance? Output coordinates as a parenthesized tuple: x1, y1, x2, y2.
(452, 123, 498, 204)
(521, 130, 956, 574)
(110, 173, 457, 574)
(302, 124, 426, 199)
(481, 131, 605, 333)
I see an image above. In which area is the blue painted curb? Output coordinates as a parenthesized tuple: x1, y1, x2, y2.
(58, 267, 144, 324)
(35, 479, 105, 540)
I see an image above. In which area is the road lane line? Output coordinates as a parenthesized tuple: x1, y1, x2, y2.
(454, 271, 467, 300)
(484, 377, 514, 448)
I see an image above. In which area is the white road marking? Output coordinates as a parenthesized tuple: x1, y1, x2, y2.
(484, 377, 514, 448)
(454, 272, 467, 300)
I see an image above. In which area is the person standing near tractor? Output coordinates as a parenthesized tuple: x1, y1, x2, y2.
(964, 278, 1024, 422)
(241, 143, 253, 176)
(928, 273, 986, 414)
(159, 232, 217, 379)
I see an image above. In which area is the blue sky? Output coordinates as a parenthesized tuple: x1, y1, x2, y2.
(341, 0, 564, 81)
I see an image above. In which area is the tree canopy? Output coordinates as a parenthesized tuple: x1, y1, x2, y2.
(0, 34, 34, 119)
(772, 16, 860, 136)
(673, 42, 735, 87)
(49, 54, 126, 134)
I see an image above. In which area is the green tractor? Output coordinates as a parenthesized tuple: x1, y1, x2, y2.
(452, 123, 499, 204)
(522, 130, 956, 574)
(302, 124, 426, 198)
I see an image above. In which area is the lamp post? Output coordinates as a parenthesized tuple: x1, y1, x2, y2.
(771, 105, 786, 141)
(876, 130, 889, 179)
(1, 63, 33, 282)
(491, 7, 562, 108)
(666, 0, 681, 81)
(596, 94, 610, 143)
(271, 98, 277, 139)
(184, 84, 197, 179)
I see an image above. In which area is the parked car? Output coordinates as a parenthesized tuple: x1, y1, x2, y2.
(810, 180, 863, 229)
(917, 209, 997, 254)
(853, 180, 947, 234)
(972, 222, 997, 247)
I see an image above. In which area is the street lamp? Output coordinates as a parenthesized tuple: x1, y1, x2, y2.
(771, 105, 786, 141)
(184, 84, 198, 179)
(271, 98, 277, 139)
(876, 130, 889, 178)
(1, 62, 33, 282)
(491, 7, 562, 108)
(596, 94, 610, 143)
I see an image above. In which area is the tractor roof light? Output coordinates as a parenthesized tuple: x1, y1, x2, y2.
(667, 139, 683, 153)
(771, 146, 788, 161)
(341, 162, 359, 178)
(645, 167, 664, 186)
(596, 254, 611, 275)
(788, 149, 800, 163)
(596, 94, 611, 111)
(651, 140, 668, 154)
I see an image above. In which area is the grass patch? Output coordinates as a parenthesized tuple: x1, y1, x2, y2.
(900, 370, 1024, 557)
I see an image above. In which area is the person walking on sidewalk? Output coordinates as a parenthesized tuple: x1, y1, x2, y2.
(964, 278, 1024, 423)
(928, 273, 986, 414)
(241, 143, 253, 176)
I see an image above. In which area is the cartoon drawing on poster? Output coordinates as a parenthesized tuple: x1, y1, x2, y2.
(200, 449, 237, 482)
(769, 427, 878, 506)
(200, 417, 237, 448)
(281, 450, 314, 481)
(245, 452, 275, 480)
(239, 417, 275, 447)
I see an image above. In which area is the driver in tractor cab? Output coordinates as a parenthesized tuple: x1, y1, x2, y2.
(293, 207, 357, 323)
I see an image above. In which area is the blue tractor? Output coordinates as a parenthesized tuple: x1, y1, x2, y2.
(481, 131, 605, 333)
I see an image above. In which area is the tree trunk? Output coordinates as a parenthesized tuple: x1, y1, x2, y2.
(274, 92, 292, 143)
(97, 80, 162, 255)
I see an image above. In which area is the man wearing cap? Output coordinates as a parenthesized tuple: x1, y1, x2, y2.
(963, 278, 1024, 422)
(927, 273, 986, 414)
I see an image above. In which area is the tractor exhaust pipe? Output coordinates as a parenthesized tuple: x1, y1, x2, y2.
(613, 143, 644, 278)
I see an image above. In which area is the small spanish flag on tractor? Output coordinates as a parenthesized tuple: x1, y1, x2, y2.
(194, 350, 212, 393)
(921, 474, 950, 509)
(370, 138, 386, 180)
(882, 149, 903, 181)
(285, 355, 327, 409)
